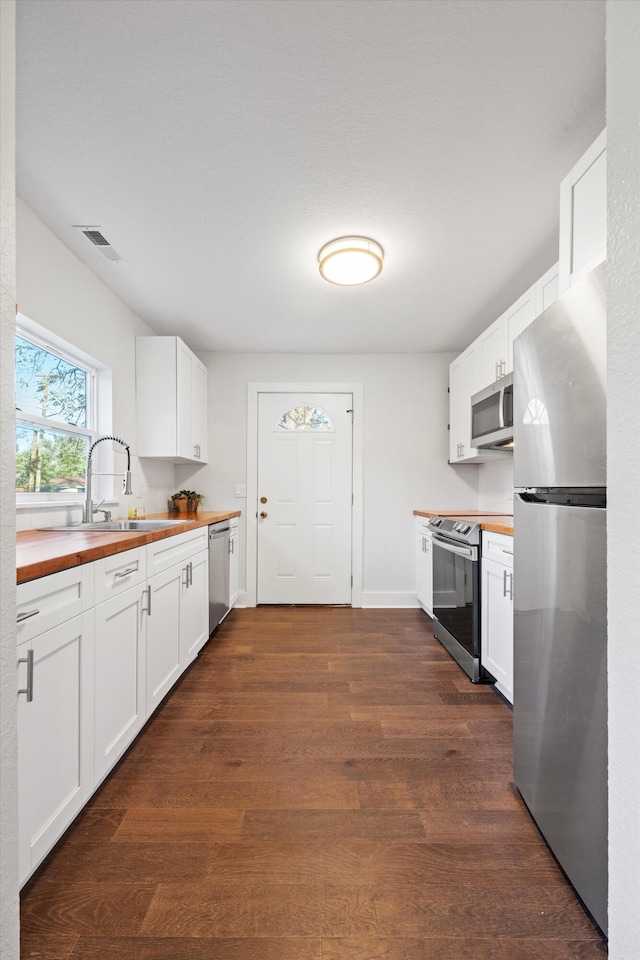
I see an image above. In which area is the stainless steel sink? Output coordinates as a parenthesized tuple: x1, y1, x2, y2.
(40, 519, 189, 532)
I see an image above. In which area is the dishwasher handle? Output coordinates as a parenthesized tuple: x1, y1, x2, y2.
(209, 521, 231, 540)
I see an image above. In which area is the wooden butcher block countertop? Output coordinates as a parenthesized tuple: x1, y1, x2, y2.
(413, 509, 513, 537)
(16, 510, 241, 584)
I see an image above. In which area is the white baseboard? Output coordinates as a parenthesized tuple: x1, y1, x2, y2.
(361, 591, 420, 609)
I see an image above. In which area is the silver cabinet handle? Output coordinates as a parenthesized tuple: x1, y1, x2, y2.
(495, 361, 499, 381)
(503, 568, 508, 597)
(459, 443, 464, 458)
(142, 585, 151, 615)
(503, 549, 513, 556)
(114, 566, 137, 580)
(18, 649, 34, 702)
(188, 561, 193, 587)
(183, 564, 189, 587)
(504, 570, 513, 600)
(17, 608, 40, 623)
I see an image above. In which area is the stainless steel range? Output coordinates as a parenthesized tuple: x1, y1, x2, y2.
(428, 516, 494, 683)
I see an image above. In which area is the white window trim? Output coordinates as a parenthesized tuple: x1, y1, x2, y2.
(15, 315, 113, 508)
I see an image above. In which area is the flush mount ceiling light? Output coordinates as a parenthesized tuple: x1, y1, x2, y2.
(318, 236, 383, 286)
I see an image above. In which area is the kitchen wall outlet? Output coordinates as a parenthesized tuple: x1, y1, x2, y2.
(235, 484, 247, 498)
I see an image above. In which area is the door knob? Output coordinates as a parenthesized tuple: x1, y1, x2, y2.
(260, 496, 268, 504)
(260, 511, 268, 519)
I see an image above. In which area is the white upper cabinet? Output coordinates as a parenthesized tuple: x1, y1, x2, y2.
(448, 261, 559, 465)
(559, 129, 606, 294)
(136, 336, 208, 463)
(478, 317, 508, 386)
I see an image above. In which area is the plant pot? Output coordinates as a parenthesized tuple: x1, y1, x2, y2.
(173, 498, 189, 513)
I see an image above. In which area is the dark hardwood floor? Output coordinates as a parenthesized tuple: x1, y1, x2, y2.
(21, 607, 607, 959)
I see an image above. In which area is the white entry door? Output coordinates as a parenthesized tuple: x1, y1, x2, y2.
(257, 392, 353, 604)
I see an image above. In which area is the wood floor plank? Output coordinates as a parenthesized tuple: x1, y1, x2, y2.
(21, 607, 605, 959)
(446, 941, 577, 959)
(240, 810, 426, 842)
(32, 842, 210, 884)
(20, 935, 79, 959)
(206, 840, 567, 885)
(68, 936, 324, 960)
(139, 883, 379, 938)
(374, 884, 600, 939)
(20, 883, 156, 938)
(90, 777, 360, 810)
(112, 808, 244, 842)
(357, 779, 523, 811)
(322, 936, 454, 960)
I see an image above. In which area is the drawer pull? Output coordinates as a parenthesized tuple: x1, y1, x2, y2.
(114, 567, 137, 580)
(17, 649, 34, 702)
(17, 608, 40, 623)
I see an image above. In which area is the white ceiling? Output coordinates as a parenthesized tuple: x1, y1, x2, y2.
(16, 0, 605, 354)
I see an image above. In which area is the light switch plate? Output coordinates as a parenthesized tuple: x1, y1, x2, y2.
(235, 484, 247, 498)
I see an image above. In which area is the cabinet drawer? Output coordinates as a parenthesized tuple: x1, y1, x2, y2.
(147, 526, 208, 578)
(17, 565, 94, 645)
(482, 531, 514, 567)
(93, 546, 147, 604)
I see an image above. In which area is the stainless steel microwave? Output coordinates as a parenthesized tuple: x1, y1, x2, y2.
(470, 373, 514, 449)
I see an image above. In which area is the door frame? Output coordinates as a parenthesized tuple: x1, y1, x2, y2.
(246, 381, 364, 608)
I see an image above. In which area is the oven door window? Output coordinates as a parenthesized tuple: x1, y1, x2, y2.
(432, 542, 478, 656)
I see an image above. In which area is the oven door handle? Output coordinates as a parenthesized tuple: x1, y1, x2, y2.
(432, 536, 475, 560)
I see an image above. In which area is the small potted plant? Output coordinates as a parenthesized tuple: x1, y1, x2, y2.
(171, 489, 204, 514)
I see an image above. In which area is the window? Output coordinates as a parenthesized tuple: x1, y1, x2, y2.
(15, 327, 97, 496)
(275, 405, 334, 432)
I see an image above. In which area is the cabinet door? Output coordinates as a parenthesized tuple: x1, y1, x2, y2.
(505, 287, 537, 374)
(229, 527, 239, 609)
(449, 353, 468, 462)
(534, 262, 559, 318)
(559, 130, 606, 293)
(146, 563, 183, 713)
(136, 335, 208, 463)
(481, 557, 514, 702)
(94, 585, 147, 784)
(181, 549, 210, 664)
(18, 612, 94, 885)
(191, 356, 208, 463)
(479, 318, 508, 386)
(176, 339, 193, 461)
(415, 522, 433, 616)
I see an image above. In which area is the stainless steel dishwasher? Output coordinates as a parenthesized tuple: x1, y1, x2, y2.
(208, 520, 230, 634)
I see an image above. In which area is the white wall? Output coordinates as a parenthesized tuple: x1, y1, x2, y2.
(606, 3, 640, 956)
(477, 458, 514, 514)
(176, 351, 479, 606)
(0, 2, 19, 957)
(16, 199, 176, 528)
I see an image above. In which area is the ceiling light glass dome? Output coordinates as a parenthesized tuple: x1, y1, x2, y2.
(318, 237, 383, 286)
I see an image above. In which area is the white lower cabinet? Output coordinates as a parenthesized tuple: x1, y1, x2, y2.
(181, 548, 210, 663)
(17, 524, 218, 885)
(415, 518, 433, 616)
(481, 532, 514, 703)
(146, 564, 183, 714)
(146, 547, 209, 713)
(17, 612, 94, 885)
(94, 584, 148, 784)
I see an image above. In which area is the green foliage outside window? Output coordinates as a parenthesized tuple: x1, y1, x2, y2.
(15, 334, 93, 493)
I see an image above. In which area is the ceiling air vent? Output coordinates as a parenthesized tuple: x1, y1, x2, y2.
(73, 225, 122, 262)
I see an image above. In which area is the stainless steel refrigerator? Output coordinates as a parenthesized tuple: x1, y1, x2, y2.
(513, 262, 607, 935)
